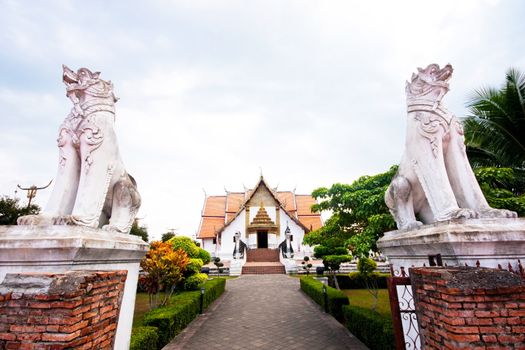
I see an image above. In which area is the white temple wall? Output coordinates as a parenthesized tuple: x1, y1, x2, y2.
(279, 208, 306, 254)
(219, 211, 246, 259)
(201, 239, 217, 256)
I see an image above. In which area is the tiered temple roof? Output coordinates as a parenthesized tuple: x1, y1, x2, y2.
(197, 177, 323, 239)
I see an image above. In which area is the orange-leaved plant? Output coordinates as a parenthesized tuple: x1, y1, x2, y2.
(139, 241, 190, 309)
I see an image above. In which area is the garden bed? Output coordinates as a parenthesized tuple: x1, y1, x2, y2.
(130, 278, 226, 350)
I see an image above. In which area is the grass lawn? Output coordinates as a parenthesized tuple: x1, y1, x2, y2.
(133, 292, 150, 327)
(342, 289, 391, 317)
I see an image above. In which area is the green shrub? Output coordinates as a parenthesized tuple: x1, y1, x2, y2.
(184, 273, 208, 290)
(138, 278, 226, 349)
(129, 326, 159, 350)
(197, 248, 211, 264)
(357, 257, 377, 275)
(343, 305, 395, 350)
(313, 245, 348, 259)
(186, 258, 204, 275)
(337, 272, 389, 289)
(202, 278, 226, 308)
(322, 255, 353, 271)
(143, 293, 199, 347)
(169, 236, 200, 258)
(300, 277, 349, 320)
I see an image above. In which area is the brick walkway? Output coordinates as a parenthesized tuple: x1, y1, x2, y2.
(163, 275, 368, 350)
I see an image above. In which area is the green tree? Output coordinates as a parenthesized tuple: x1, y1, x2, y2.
(0, 196, 40, 225)
(161, 232, 175, 242)
(304, 166, 397, 258)
(474, 167, 525, 215)
(357, 257, 379, 311)
(464, 68, 525, 169)
(130, 221, 149, 242)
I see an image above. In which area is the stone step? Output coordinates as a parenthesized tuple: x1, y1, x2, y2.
(246, 248, 280, 262)
(242, 262, 285, 274)
(242, 265, 286, 274)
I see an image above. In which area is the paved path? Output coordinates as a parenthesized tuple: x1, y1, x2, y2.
(164, 275, 368, 350)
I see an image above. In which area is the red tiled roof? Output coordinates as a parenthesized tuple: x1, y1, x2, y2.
(226, 212, 237, 223)
(296, 195, 318, 216)
(276, 192, 296, 213)
(198, 217, 226, 239)
(226, 193, 244, 214)
(297, 215, 323, 231)
(203, 196, 226, 217)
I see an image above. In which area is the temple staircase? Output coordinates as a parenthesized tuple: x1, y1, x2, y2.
(242, 248, 285, 274)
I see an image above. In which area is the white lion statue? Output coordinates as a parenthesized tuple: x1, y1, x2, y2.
(18, 65, 141, 233)
(385, 63, 517, 230)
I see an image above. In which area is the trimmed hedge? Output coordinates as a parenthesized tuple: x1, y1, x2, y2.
(132, 278, 226, 349)
(343, 305, 395, 350)
(336, 272, 389, 289)
(129, 326, 159, 350)
(184, 272, 208, 290)
(300, 277, 349, 320)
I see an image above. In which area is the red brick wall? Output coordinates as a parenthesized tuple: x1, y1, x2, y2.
(0, 270, 127, 350)
(410, 266, 525, 350)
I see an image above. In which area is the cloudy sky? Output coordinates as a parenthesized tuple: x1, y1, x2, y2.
(1, 0, 524, 240)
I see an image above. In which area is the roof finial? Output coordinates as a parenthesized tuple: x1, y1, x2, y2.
(259, 166, 263, 179)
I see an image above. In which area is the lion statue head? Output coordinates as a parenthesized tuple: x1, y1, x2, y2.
(406, 63, 453, 107)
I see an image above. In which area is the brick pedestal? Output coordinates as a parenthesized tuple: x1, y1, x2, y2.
(410, 267, 525, 349)
(0, 270, 127, 350)
(0, 225, 148, 349)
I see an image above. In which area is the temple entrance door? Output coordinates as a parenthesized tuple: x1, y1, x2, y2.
(257, 231, 268, 248)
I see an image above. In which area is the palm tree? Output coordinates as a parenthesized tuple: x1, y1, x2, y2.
(464, 68, 525, 169)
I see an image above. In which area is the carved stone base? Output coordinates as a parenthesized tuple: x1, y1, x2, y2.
(0, 225, 148, 350)
(377, 218, 525, 272)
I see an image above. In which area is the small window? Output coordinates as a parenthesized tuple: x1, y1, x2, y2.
(212, 238, 217, 244)
(290, 235, 293, 241)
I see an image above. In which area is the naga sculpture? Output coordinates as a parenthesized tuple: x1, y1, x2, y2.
(18, 65, 141, 233)
(385, 63, 516, 230)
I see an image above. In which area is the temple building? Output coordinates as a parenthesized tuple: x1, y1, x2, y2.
(197, 176, 322, 274)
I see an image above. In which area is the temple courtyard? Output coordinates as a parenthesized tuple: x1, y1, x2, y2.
(163, 275, 368, 350)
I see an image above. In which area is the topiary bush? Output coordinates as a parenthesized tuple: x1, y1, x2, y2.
(343, 305, 395, 349)
(300, 276, 349, 320)
(186, 258, 204, 275)
(169, 236, 200, 258)
(197, 248, 211, 264)
(357, 256, 377, 275)
(184, 273, 208, 290)
(129, 326, 159, 350)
